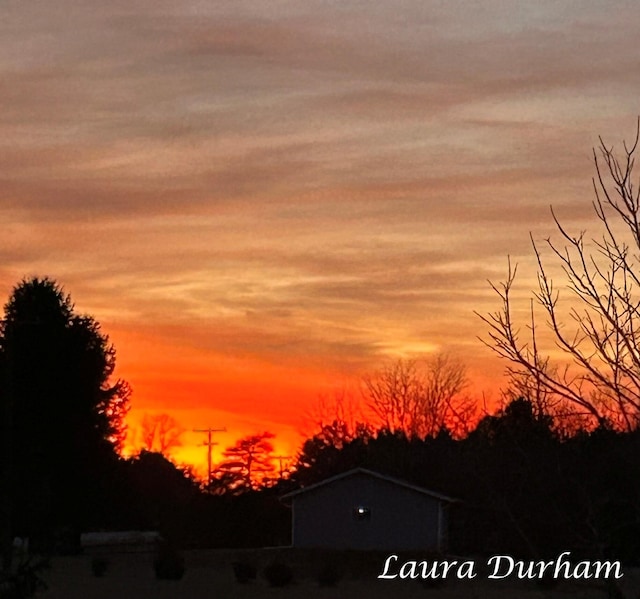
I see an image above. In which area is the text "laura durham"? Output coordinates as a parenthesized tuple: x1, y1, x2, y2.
(378, 552, 623, 581)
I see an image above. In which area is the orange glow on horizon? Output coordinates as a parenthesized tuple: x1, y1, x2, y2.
(111, 324, 338, 477)
(113, 316, 507, 479)
(123, 407, 301, 481)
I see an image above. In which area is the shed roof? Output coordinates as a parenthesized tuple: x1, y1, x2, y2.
(281, 468, 457, 503)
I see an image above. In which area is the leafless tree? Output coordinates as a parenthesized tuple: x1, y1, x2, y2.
(139, 412, 185, 454)
(304, 385, 372, 448)
(422, 354, 476, 437)
(479, 121, 640, 431)
(500, 361, 594, 437)
(362, 359, 423, 436)
(362, 354, 473, 439)
(499, 350, 558, 416)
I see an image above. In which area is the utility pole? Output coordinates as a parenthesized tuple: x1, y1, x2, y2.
(193, 427, 226, 487)
(272, 455, 291, 478)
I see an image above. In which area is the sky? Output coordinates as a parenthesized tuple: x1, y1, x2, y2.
(2, 0, 640, 473)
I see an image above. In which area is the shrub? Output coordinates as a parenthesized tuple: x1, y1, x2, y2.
(0, 557, 48, 598)
(153, 543, 185, 580)
(91, 557, 108, 577)
(232, 561, 257, 584)
(263, 562, 293, 587)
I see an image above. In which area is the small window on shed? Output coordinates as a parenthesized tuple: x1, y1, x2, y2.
(353, 505, 371, 521)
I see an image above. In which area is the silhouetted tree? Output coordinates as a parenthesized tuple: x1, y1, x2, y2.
(213, 432, 277, 493)
(479, 122, 640, 430)
(125, 450, 198, 541)
(362, 355, 475, 439)
(292, 435, 355, 487)
(139, 412, 185, 455)
(304, 386, 371, 449)
(0, 277, 131, 553)
(501, 360, 561, 419)
(501, 362, 593, 438)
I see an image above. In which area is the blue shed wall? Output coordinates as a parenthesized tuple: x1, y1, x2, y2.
(290, 472, 446, 551)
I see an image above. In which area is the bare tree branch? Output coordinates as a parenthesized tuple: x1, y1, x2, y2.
(361, 354, 473, 438)
(478, 122, 640, 431)
(140, 413, 185, 454)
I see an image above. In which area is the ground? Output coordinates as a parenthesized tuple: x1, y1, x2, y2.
(30, 549, 636, 599)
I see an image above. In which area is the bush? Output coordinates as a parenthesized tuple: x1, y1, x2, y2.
(317, 562, 342, 587)
(91, 557, 108, 577)
(0, 557, 48, 598)
(153, 543, 185, 580)
(263, 562, 293, 587)
(232, 561, 257, 584)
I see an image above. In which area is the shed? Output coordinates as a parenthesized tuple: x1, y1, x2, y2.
(80, 531, 162, 554)
(281, 468, 456, 551)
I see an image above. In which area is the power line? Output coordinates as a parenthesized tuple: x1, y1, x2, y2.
(193, 427, 226, 487)
(272, 454, 291, 478)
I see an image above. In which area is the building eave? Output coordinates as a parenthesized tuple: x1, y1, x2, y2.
(280, 467, 458, 503)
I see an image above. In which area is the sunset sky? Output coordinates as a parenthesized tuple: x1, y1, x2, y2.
(2, 1, 640, 474)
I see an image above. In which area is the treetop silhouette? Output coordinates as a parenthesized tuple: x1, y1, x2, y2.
(213, 432, 277, 494)
(0, 277, 131, 553)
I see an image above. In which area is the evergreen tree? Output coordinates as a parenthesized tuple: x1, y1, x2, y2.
(0, 277, 130, 549)
(214, 432, 276, 493)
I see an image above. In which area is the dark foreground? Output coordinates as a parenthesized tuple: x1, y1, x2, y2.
(24, 548, 638, 599)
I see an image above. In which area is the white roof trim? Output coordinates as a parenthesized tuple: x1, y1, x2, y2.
(281, 468, 457, 502)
